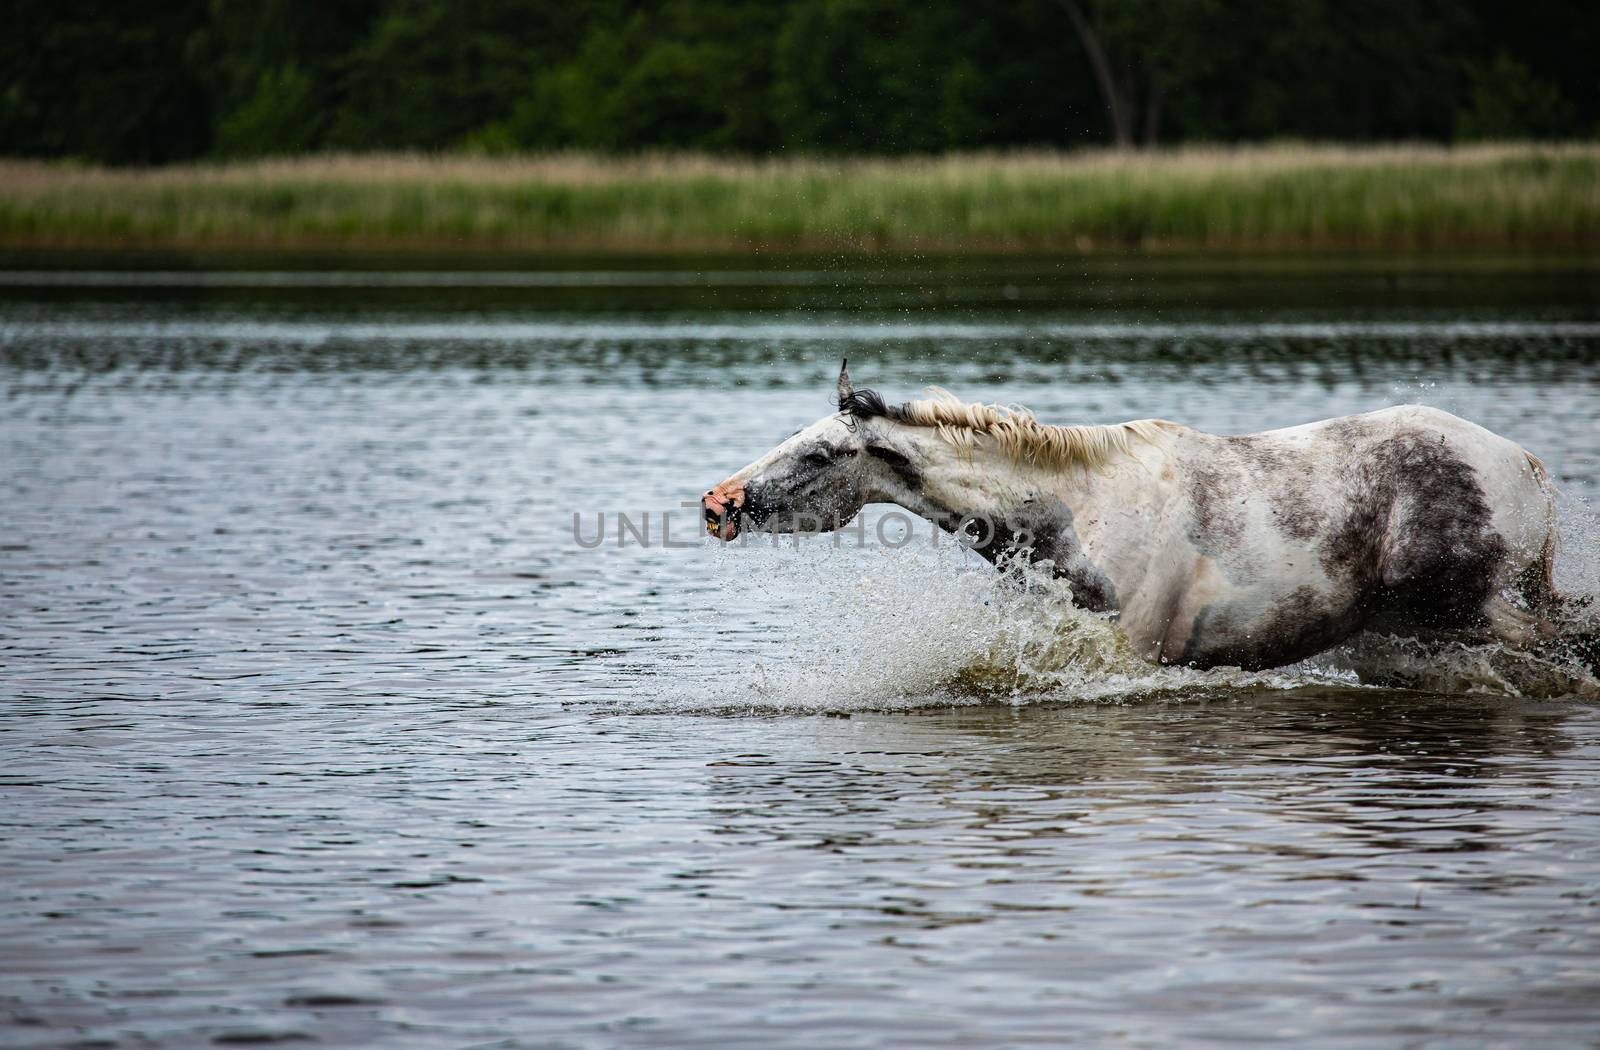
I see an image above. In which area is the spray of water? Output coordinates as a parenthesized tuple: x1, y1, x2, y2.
(636, 490, 1600, 714)
(635, 542, 1323, 715)
(1318, 490, 1600, 699)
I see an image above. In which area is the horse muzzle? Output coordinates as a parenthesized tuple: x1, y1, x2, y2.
(701, 482, 748, 541)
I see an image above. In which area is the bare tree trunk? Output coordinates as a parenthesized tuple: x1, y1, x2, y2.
(1056, 0, 1132, 148)
(1142, 75, 1163, 146)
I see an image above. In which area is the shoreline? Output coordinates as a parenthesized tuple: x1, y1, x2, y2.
(2, 248, 1599, 272)
(2, 145, 1597, 256)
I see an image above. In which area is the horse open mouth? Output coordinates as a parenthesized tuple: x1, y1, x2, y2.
(704, 501, 739, 541)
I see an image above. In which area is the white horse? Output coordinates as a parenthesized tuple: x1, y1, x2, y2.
(701, 362, 1560, 671)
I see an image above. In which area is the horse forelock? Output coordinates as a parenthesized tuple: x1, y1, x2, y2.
(844, 385, 1176, 470)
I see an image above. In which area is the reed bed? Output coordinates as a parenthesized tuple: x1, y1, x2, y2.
(1, 144, 1596, 253)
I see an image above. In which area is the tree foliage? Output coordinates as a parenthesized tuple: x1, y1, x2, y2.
(1, 0, 1594, 164)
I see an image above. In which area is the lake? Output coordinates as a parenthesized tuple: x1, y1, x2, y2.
(2, 255, 1599, 1047)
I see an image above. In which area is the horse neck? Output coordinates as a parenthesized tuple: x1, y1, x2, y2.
(886, 434, 1102, 535)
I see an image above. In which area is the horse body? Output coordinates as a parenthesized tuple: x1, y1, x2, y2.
(701, 365, 1557, 671)
(1064, 406, 1554, 668)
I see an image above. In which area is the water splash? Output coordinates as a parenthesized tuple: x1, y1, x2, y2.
(1298, 486, 1600, 699)
(1553, 488, 1600, 600)
(1316, 628, 1600, 699)
(640, 544, 1336, 715)
(640, 495, 1600, 714)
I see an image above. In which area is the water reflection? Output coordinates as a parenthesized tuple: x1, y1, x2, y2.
(701, 691, 1580, 869)
(672, 693, 1600, 1046)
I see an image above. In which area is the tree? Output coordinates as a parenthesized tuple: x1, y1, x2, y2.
(3, 0, 1598, 163)
(490, 1, 786, 152)
(1055, 0, 1135, 147)
(0, 0, 211, 163)
(1455, 54, 1579, 140)
(772, 0, 1093, 153)
(1053, 0, 1226, 147)
(193, 0, 385, 157)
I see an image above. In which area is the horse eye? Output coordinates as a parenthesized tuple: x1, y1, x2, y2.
(802, 450, 832, 467)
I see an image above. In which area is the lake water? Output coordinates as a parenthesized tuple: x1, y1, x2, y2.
(2, 256, 1599, 1047)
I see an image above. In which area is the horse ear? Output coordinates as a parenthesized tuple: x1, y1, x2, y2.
(836, 358, 853, 410)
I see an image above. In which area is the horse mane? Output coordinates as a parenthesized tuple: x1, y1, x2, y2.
(841, 386, 1177, 471)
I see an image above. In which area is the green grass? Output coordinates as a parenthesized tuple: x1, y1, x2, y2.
(1, 145, 1597, 254)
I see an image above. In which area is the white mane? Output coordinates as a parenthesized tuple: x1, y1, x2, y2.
(893, 388, 1178, 470)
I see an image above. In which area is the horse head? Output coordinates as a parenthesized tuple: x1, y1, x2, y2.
(700, 360, 917, 540)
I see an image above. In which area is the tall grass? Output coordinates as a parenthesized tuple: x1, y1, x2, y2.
(1, 144, 1597, 253)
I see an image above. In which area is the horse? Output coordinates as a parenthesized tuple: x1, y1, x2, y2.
(699, 361, 1560, 671)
